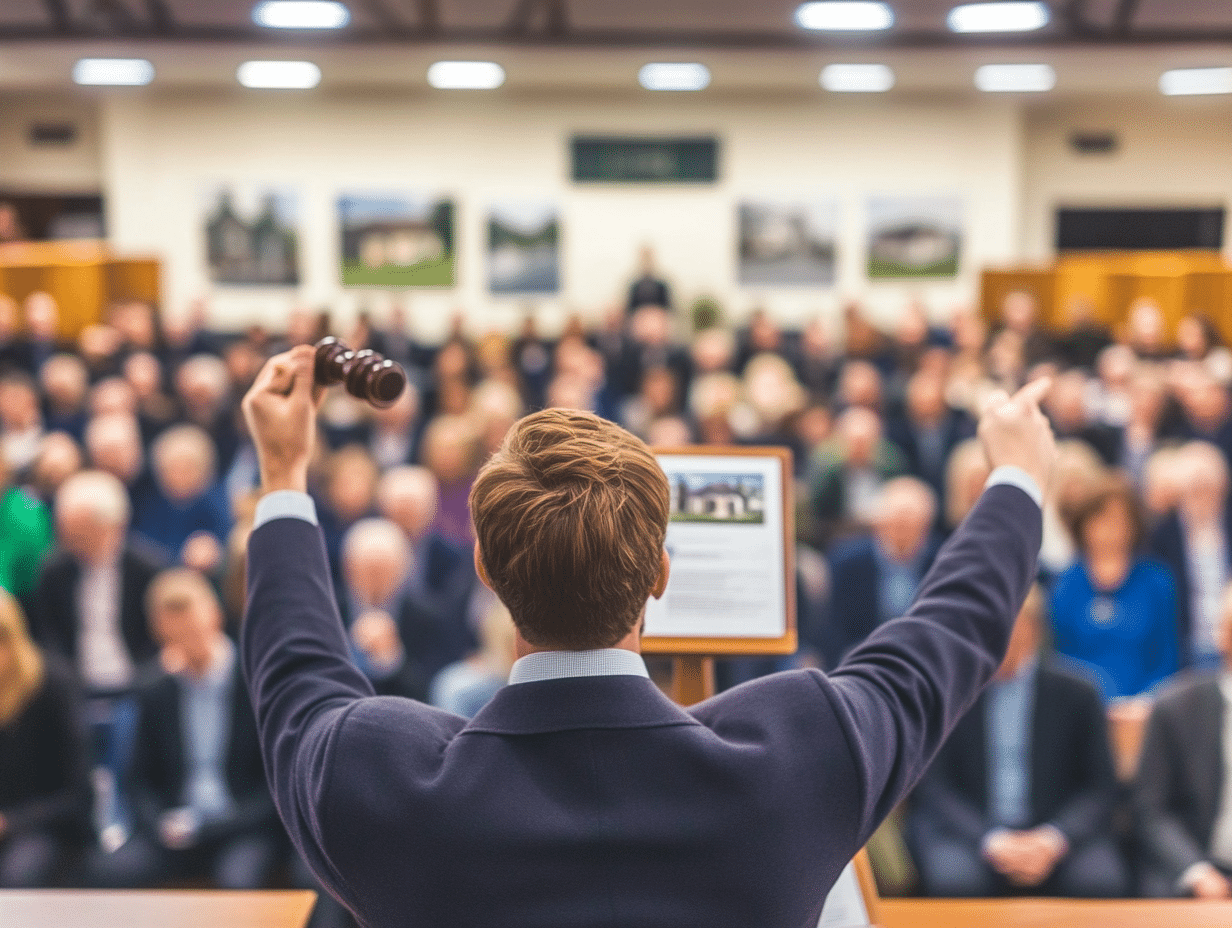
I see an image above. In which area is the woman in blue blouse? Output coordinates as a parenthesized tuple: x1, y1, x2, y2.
(1050, 475, 1179, 701)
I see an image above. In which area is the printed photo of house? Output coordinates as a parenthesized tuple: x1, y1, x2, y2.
(338, 192, 455, 287)
(866, 195, 963, 279)
(668, 472, 765, 524)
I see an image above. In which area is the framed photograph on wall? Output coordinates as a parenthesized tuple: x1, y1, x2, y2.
(866, 195, 963, 279)
(203, 184, 300, 286)
(642, 446, 796, 656)
(338, 192, 456, 287)
(738, 199, 838, 286)
(488, 200, 560, 294)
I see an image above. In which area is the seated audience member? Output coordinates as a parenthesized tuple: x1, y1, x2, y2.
(92, 570, 279, 889)
(1038, 440, 1107, 579)
(0, 453, 53, 606)
(807, 406, 907, 545)
(820, 477, 938, 668)
(39, 354, 89, 441)
(834, 359, 884, 413)
(366, 383, 422, 471)
(942, 438, 991, 535)
(910, 586, 1127, 897)
(33, 470, 163, 834)
(174, 354, 239, 473)
(1050, 475, 1179, 701)
(17, 292, 65, 376)
(318, 445, 380, 575)
(420, 414, 482, 550)
(131, 424, 233, 569)
(1176, 366, 1232, 461)
(28, 431, 83, 507)
(1043, 369, 1120, 466)
(887, 368, 974, 503)
(1149, 442, 1232, 670)
(429, 603, 517, 719)
(123, 352, 179, 444)
(0, 372, 45, 476)
(0, 589, 91, 887)
(1136, 583, 1232, 898)
(999, 290, 1055, 369)
(1118, 364, 1171, 489)
(340, 519, 429, 701)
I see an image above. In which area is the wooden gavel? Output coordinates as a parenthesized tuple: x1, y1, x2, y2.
(314, 337, 407, 408)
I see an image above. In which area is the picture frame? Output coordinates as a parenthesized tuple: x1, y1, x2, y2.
(641, 445, 796, 656)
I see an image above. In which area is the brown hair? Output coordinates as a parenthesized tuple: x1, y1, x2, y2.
(470, 408, 670, 650)
(1067, 473, 1147, 556)
(0, 588, 45, 727)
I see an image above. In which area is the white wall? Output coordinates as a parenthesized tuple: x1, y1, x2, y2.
(1020, 95, 1232, 261)
(0, 94, 101, 192)
(95, 89, 1023, 338)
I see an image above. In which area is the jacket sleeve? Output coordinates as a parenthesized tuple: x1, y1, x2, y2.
(1134, 696, 1208, 881)
(242, 516, 376, 909)
(1045, 678, 1118, 846)
(824, 483, 1042, 847)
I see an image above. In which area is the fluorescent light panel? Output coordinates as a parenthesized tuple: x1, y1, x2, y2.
(638, 62, 711, 92)
(72, 58, 154, 86)
(795, 2, 894, 31)
(974, 63, 1055, 92)
(237, 60, 322, 89)
(426, 61, 506, 90)
(948, 2, 1049, 33)
(1160, 67, 1232, 96)
(252, 1, 349, 29)
(821, 63, 895, 92)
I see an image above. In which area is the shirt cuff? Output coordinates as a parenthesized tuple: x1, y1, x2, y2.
(253, 490, 318, 529)
(1180, 861, 1220, 894)
(985, 465, 1043, 508)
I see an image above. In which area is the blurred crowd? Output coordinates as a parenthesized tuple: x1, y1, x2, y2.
(4, 249, 1232, 911)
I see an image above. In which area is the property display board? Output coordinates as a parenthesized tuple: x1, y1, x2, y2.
(642, 446, 796, 656)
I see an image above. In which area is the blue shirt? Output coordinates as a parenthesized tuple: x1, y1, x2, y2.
(1050, 559, 1179, 701)
(873, 543, 927, 625)
(985, 658, 1037, 828)
(180, 639, 236, 821)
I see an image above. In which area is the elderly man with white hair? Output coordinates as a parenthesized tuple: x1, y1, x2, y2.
(819, 476, 939, 668)
(376, 466, 483, 686)
(338, 517, 429, 701)
(131, 424, 233, 569)
(32, 469, 166, 846)
(1150, 441, 1232, 669)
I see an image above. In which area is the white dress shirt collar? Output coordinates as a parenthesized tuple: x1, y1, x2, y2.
(508, 648, 650, 684)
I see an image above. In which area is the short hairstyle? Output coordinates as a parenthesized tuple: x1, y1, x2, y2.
(56, 469, 130, 527)
(151, 424, 216, 481)
(1067, 473, 1147, 556)
(470, 408, 670, 650)
(342, 517, 411, 568)
(145, 567, 220, 624)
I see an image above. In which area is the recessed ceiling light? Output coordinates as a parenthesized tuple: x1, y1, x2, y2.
(237, 60, 322, 89)
(638, 63, 711, 92)
(821, 63, 895, 92)
(795, 2, 894, 31)
(948, 2, 1048, 33)
(1159, 67, 1232, 96)
(974, 63, 1055, 92)
(72, 58, 155, 86)
(253, 1, 349, 29)
(426, 61, 506, 90)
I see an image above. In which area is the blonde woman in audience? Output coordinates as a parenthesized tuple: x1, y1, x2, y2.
(943, 438, 991, 532)
(1038, 440, 1108, 577)
(0, 589, 90, 887)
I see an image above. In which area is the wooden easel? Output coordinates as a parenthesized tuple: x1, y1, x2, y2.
(670, 656, 716, 706)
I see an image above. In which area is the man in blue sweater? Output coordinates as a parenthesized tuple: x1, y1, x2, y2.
(240, 345, 1054, 928)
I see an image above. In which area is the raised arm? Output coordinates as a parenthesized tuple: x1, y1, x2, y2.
(239, 346, 375, 904)
(827, 378, 1055, 843)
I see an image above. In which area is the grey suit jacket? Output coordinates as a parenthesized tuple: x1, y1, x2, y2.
(1135, 672, 1225, 882)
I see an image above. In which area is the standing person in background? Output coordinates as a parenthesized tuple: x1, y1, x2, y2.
(627, 245, 671, 314)
(1050, 474, 1179, 701)
(910, 586, 1127, 897)
(238, 345, 1053, 928)
(0, 589, 91, 887)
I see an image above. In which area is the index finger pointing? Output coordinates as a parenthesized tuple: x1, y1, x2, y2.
(1013, 376, 1052, 411)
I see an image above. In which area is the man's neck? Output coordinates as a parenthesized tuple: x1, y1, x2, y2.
(514, 625, 641, 659)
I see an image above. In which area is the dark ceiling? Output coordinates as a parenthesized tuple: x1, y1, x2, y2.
(2, 0, 1232, 46)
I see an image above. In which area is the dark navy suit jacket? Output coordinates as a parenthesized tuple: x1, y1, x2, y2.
(243, 483, 1040, 928)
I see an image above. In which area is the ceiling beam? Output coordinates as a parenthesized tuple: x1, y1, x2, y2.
(1113, 0, 1141, 34)
(42, 0, 72, 34)
(3, 23, 1232, 47)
